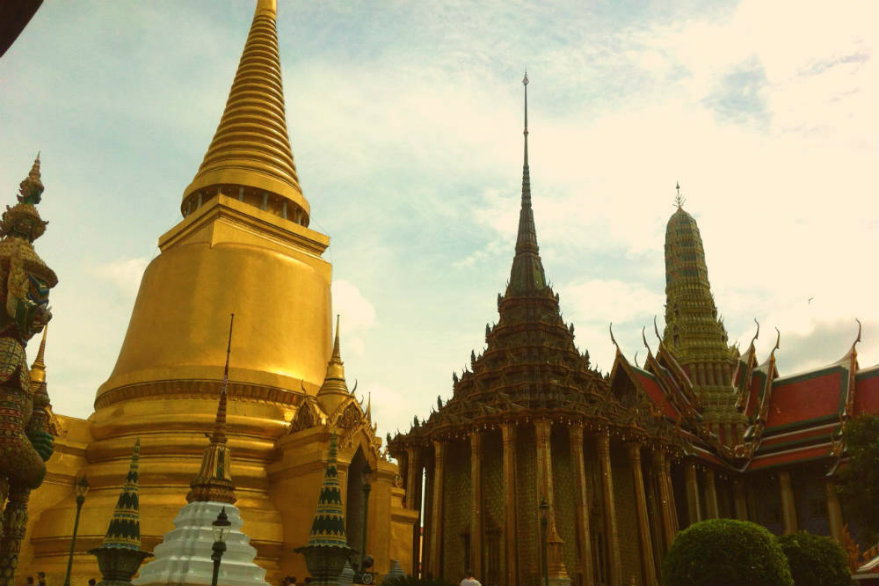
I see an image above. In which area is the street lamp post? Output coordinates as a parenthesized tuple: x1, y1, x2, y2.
(63, 475, 90, 586)
(359, 463, 374, 581)
(539, 498, 549, 586)
(211, 507, 231, 586)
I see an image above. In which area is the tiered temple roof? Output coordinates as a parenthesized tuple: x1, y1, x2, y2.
(393, 77, 680, 449)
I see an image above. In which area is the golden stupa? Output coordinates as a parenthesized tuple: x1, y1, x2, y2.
(19, 1, 416, 583)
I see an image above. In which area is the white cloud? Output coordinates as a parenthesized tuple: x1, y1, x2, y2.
(88, 257, 150, 299)
(331, 279, 376, 357)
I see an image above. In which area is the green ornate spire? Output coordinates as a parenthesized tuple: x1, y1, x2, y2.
(662, 188, 729, 362)
(101, 439, 142, 550)
(306, 433, 348, 547)
(507, 73, 548, 296)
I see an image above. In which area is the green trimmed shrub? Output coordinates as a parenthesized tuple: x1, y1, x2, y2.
(662, 519, 793, 586)
(778, 531, 851, 586)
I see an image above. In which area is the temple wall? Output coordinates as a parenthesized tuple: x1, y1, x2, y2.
(670, 462, 688, 529)
(716, 471, 734, 519)
(749, 472, 784, 535)
(792, 466, 830, 536)
(389, 485, 420, 575)
(611, 443, 642, 585)
(515, 425, 539, 585)
(19, 415, 92, 585)
(441, 438, 470, 581)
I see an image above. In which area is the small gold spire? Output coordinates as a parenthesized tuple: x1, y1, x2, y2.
(30, 325, 49, 384)
(317, 315, 350, 414)
(182, 0, 309, 222)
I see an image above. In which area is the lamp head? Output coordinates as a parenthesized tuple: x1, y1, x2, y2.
(212, 507, 232, 544)
(75, 475, 90, 500)
(539, 497, 549, 520)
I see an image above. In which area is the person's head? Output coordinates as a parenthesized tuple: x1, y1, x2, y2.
(465, 569, 475, 578)
(89, 580, 97, 586)
(26, 577, 34, 586)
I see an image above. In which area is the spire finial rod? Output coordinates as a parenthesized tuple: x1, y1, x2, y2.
(222, 313, 234, 395)
(674, 181, 686, 209)
(523, 72, 529, 164)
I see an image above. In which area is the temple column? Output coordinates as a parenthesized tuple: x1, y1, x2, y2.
(704, 469, 719, 519)
(733, 478, 748, 520)
(653, 451, 676, 550)
(470, 431, 483, 579)
(535, 419, 570, 585)
(501, 423, 518, 586)
(422, 459, 434, 576)
(685, 461, 701, 526)
(663, 456, 679, 536)
(570, 425, 593, 585)
(826, 481, 844, 544)
(405, 446, 422, 511)
(406, 445, 424, 576)
(429, 440, 446, 577)
(627, 443, 657, 585)
(779, 471, 797, 535)
(597, 430, 622, 586)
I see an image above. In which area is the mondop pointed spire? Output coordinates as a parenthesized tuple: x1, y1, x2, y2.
(182, 0, 310, 224)
(187, 314, 236, 504)
(507, 73, 548, 296)
(101, 439, 145, 550)
(305, 433, 348, 547)
(89, 439, 153, 584)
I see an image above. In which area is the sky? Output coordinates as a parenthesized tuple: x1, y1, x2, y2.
(0, 0, 876, 441)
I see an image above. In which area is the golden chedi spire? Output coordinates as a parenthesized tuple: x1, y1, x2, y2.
(97, 0, 332, 401)
(317, 315, 351, 415)
(182, 0, 310, 225)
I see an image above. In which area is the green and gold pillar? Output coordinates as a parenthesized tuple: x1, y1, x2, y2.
(501, 423, 518, 586)
(429, 440, 446, 577)
(570, 425, 593, 586)
(685, 461, 701, 526)
(597, 431, 622, 586)
(627, 443, 657, 586)
(470, 431, 483, 579)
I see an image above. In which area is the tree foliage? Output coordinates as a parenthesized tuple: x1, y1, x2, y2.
(778, 531, 851, 586)
(662, 518, 793, 586)
(836, 414, 879, 543)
